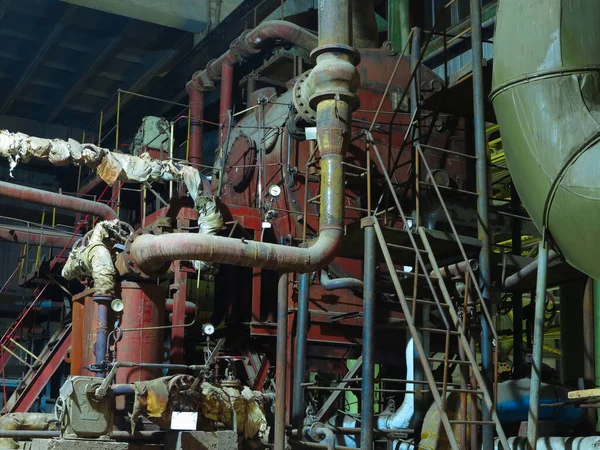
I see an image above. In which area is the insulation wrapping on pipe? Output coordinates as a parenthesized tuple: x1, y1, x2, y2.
(62, 219, 127, 296)
(0, 130, 213, 213)
(491, 0, 600, 279)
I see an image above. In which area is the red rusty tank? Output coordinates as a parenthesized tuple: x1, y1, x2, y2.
(116, 281, 166, 384)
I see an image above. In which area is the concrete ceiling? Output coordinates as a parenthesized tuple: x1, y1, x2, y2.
(61, 0, 213, 32)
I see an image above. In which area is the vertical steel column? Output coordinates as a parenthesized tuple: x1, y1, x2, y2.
(470, 0, 493, 446)
(275, 273, 289, 450)
(410, 26, 426, 434)
(361, 222, 376, 449)
(527, 240, 549, 449)
(511, 184, 524, 378)
(219, 63, 234, 148)
(188, 87, 204, 167)
(583, 278, 597, 431)
(292, 273, 310, 428)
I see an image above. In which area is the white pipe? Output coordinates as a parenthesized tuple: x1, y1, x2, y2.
(377, 338, 415, 430)
(335, 339, 415, 448)
(494, 437, 600, 450)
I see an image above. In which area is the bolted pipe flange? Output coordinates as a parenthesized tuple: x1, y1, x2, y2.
(292, 70, 317, 124)
(121, 227, 171, 280)
(230, 30, 261, 63)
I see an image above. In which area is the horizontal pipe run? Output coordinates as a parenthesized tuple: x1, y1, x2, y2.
(191, 20, 317, 90)
(320, 270, 364, 291)
(504, 250, 560, 289)
(0, 228, 77, 248)
(130, 228, 342, 274)
(0, 181, 116, 221)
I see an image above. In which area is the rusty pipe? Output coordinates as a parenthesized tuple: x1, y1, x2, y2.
(352, 0, 379, 48)
(0, 181, 116, 221)
(190, 20, 318, 91)
(131, 0, 357, 276)
(187, 86, 204, 167)
(275, 273, 289, 450)
(0, 228, 76, 248)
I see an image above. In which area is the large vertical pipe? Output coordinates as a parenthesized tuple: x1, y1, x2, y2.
(70, 298, 84, 376)
(527, 241, 549, 449)
(594, 279, 600, 432)
(293, 273, 310, 428)
(470, 0, 493, 446)
(511, 185, 524, 378)
(352, 0, 379, 48)
(361, 224, 376, 449)
(219, 63, 234, 149)
(275, 273, 289, 450)
(559, 281, 585, 385)
(116, 282, 166, 385)
(188, 86, 204, 167)
(388, 0, 410, 51)
(93, 295, 111, 377)
(583, 278, 595, 388)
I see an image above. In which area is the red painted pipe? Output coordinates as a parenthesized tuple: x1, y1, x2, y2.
(165, 298, 196, 315)
(0, 181, 116, 221)
(0, 228, 76, 248)
(187, 87, 204, 167)
(218, 63, 234, 148)
(191, 20, 318, 90)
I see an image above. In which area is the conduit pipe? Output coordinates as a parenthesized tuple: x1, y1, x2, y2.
(491, 0, 600, 280)
(0, 181, 116, 221)
(504, 250, 560, 290)
(131, 1, 359, 276)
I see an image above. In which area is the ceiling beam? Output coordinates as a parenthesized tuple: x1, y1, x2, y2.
(0, 5, 76, 114)
(47, 33, 124, 123)
(99, 33, 192, 125)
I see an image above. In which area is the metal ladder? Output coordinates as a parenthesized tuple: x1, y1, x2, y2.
(3, 321, 72, 413)
(365, 135, 510, 450)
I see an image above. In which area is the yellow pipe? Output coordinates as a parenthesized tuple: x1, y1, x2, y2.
(34, 210, 45, 268)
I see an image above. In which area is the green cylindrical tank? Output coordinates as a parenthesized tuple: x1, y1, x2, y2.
(491, 0, 600, 279)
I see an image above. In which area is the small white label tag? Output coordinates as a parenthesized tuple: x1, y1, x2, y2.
(262, 221, 272, 229)
(305, 127, 317, 140)
(171, 411, 198, 430)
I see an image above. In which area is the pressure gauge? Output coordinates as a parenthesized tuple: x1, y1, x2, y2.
(202, 323, 215, 336)
(268, 184, 282, 197)
(111, 298, 124, 313)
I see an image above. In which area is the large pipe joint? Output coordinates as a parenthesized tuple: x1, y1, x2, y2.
(308, 50, 361, 111)
(293, 46, 361, 124)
